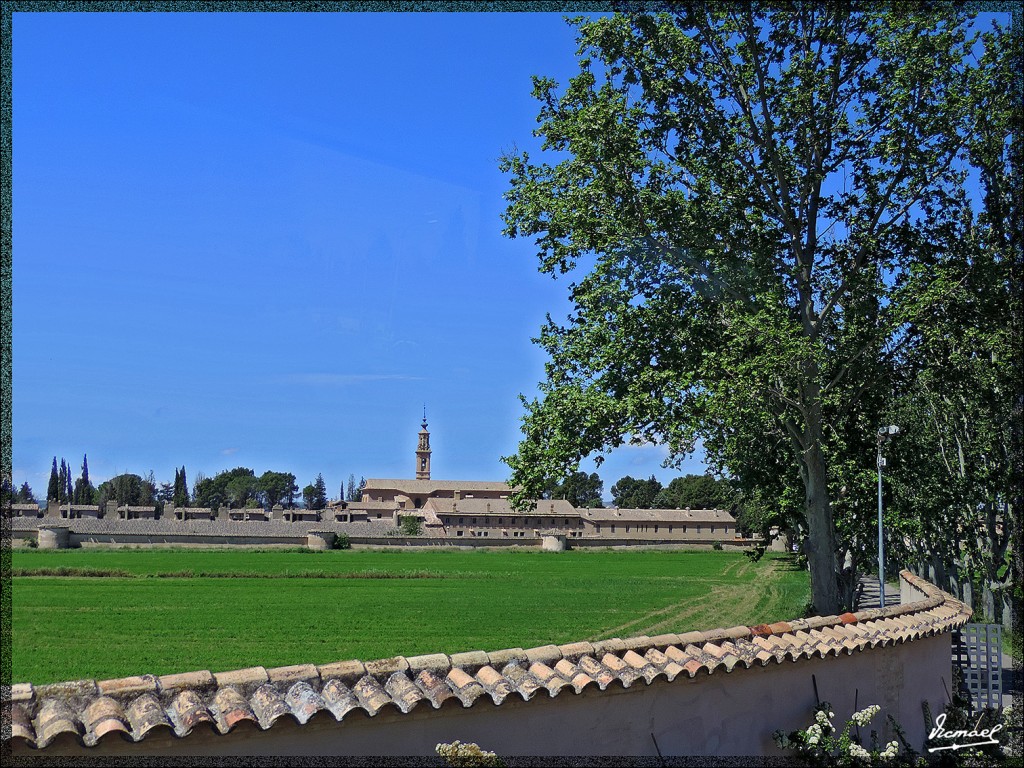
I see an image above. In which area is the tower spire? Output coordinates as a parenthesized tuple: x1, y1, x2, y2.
(416, 408, 432, 480)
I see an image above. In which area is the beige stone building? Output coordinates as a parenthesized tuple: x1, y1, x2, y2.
(345, 417, 738, 542)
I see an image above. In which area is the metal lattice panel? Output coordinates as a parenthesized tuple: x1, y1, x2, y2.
(954, 623, 1003, 711)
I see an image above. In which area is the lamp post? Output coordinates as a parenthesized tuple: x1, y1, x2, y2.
(876, 425, 900, 607)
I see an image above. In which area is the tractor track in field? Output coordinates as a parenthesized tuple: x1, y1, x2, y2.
(592, 558, 781, 640)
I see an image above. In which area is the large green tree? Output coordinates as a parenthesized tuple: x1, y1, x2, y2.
(258, 471, 298, 509)
(547, 470, 605, 507)
(500, 7, 995, 613)
(610, 475, 662, 509)
(193, 467, 257, 509)
(302, 473, 329, 511)
(96, 473, 154, 508)
(884, 23, 1019, 627)
(653, 474, 739, 512)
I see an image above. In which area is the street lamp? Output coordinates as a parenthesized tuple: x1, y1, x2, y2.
(876, 425, 900, 607)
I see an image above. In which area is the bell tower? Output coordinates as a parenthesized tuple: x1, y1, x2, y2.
(415, 408, 431, 480)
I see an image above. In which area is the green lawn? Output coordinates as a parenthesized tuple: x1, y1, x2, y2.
(11, 548, 808, 685)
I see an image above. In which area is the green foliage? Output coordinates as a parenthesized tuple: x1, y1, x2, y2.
(712, 541, 723, 551)
(172, 466, 189, 508)
(546, 470, 604, 507)
(96, 473, 156, 508)
(259, 471, 298, 509)
(611, 475, 661, 509)
(333, 533, 351, 550)
(47, 457, 59, 502)
(17, 482, 36, 505)
(193, 467, 260, 509)
(745, 545, 766, 563)
(399, 515, 424, 536)
(499, 8, 1006, 615)
(302, 473, 329, 511)
(653, 474, 739, 512)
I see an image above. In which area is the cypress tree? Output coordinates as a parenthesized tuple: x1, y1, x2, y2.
(47, 457, 59, 502)
(57, 459, 68, 504)
(64, 460, 73, 504)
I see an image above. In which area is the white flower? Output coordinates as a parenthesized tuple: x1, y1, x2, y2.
(852, 705, 881, 727)
(848, 743, 872, 761)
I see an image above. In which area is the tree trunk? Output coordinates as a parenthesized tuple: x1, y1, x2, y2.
(802, 437, 841, 614)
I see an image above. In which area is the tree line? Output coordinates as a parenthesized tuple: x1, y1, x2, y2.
(542, 470, 740, 515)
(3, 459, 366, 512)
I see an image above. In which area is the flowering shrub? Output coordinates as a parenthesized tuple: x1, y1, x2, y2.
(435, 740, 504, 767)
(774, 702, 909, 765)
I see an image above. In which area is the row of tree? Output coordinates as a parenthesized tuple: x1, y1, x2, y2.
(542, 471, 741, 514)
(5, 460, 366, 512)
(500, 7, 1018, 621)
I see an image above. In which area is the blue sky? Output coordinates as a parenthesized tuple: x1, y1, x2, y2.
(12, 11, 707, 501)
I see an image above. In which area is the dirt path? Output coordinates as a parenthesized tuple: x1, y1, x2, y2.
(592, 558, 779, 640)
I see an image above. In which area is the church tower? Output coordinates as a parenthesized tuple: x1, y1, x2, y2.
(415, 409, 431, 480)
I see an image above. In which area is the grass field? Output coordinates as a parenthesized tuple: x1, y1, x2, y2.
(11, 547, 809, 685)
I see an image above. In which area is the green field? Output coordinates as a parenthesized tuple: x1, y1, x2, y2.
(11, 548, 808, 685)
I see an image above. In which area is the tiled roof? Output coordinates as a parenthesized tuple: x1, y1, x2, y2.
(344, 500, 398, 511)
(581, 508, 735, 523)
(6, 570, 970, 751)
(362, 479, 513, 493)
(422, 497, 576, 516)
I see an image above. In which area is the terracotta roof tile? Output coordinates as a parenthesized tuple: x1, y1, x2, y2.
(168, 689, 215, 735)
(592, 637, 627, 655)
(97, 674, 159, 699)
(445, 668, 487, 706)
(11, 704, 35, 745)
(448, 650, 489, 671)
(249, 684, 292, 729)
(525, 644, 563, 666)
(317, 659, 365, 683)
(577, 655, 616, 690)
(474, 665, 515, 704)
(11, 683, 35, 705)
(486, 647, 527, 669)
(159, 670, 215, 697)
(383, 673, 424, 714)
(363, 657, 409, 678)
(498, 662, 542, 699)
(124, 693, 174, 739)
(213, 667, 269, 692)
(212, 686, 258, 732)
(267, 664, 320, 688)
(35, 699, 82, 747)
(557, 641, 595, 661)
(677, 630, 707, 646)
(320, 679, 361, 719)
